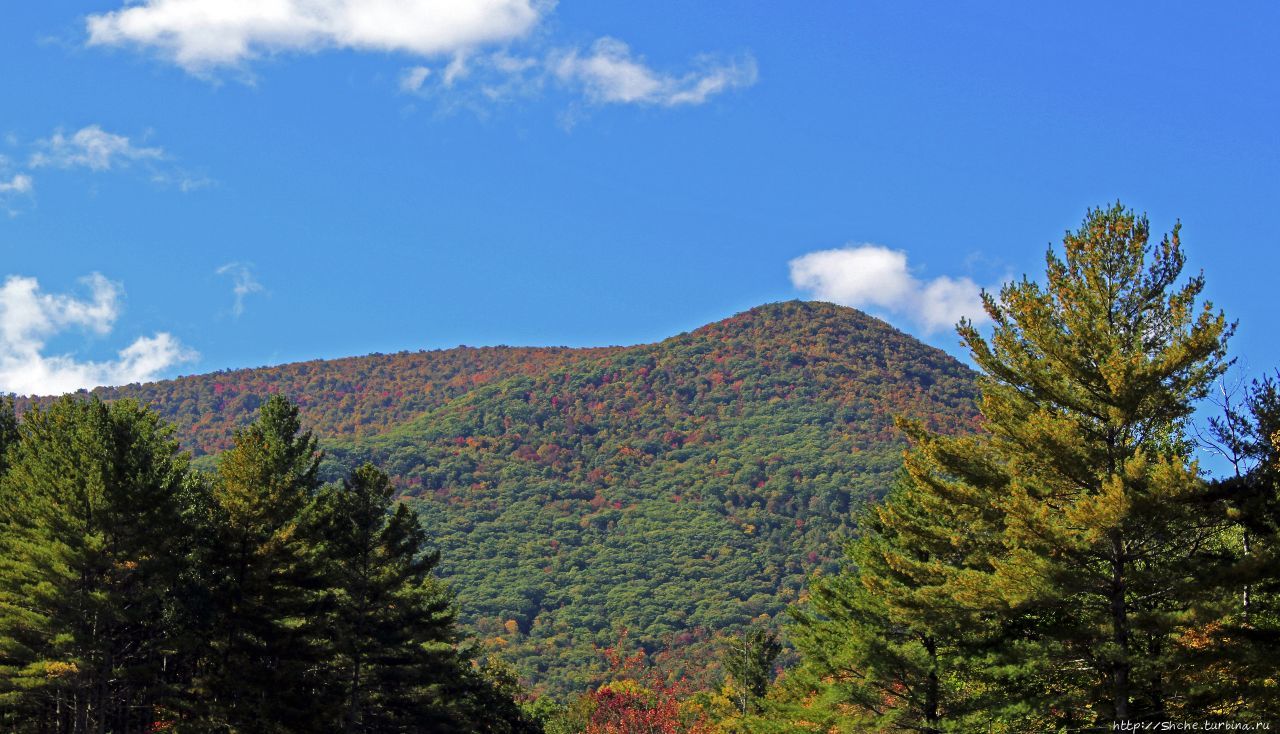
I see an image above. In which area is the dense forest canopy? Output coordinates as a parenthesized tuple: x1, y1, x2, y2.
(17, 346, 621, 456)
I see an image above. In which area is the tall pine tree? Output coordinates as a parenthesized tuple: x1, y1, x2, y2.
(783, 204, 1233, 731)
(197, 393, 328, 731)
(953, 204, 1229, 725)
(0, 397, 196, 733)
(306, 463, 460, 732)
(308, 463, 541, 733)
(783, 430, 1019, 733)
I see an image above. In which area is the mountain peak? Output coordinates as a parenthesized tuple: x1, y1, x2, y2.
(17, 302, 972, 457)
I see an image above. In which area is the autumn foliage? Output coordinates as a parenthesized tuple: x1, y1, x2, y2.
(582, 634, 708, 734)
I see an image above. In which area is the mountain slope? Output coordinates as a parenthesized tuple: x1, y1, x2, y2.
(17, 345, 620, 455)
(18, 301, 978, 694)
(323, 301, 978, 692)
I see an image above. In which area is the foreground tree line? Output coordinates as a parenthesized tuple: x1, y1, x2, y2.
(0, 394, 538, 733)
(2, 204, 1277, 733)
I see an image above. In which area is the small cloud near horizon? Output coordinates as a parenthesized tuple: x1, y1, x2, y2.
(789, 244, 993, 335)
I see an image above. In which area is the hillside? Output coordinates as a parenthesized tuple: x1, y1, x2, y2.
(20, 301, 978, 695)
(323, 301, 979, 693)
(16, 345, 620, 455)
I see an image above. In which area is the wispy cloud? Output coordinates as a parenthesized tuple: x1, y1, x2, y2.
(398, 41, 756, 116)
(215, 262, 263, 317)
(0, 173, 33, 194)
(0, 152, 35, 215)
(0, 273, 197, 396)
(5, 125, 211, 207)
(790, 244, 993, 334)
(30, 125, 164, 171)
(399, 65, 432, 93)
(552, 38, 756, 107)
(0, 173, 34, 215)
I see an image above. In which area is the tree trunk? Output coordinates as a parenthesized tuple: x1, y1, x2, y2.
(924, 636, 941, 734)
(346, 653, 362, 734)
(1110, 530, 1131, 723)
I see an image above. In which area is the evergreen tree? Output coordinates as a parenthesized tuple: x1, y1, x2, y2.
(950, 204, 1229, 725)
(306, 463, 459, 732)
(722, 625, 780, 715)
(783, 433, 1020, 733)
(307, 463, 542, 733)
(1186, 375, 1280, 720)
(0, 397, 196, 732)
(781, 204, 1232, 731)
(198, 394, 328, 731)
(452, 655, 544, 734)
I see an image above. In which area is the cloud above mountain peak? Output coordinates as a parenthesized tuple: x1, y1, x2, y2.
(790, 244, 992, 335)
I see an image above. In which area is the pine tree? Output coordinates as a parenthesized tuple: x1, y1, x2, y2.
(0, 397, 196, 732)
(306, 463, 458, 732)
(1186, 375, 1280, 720)
(722, 625, 780, 715)
(783, 431, 1019, 733)
(198, 393, 328, 731)
(307, 463, 542, 733)
(781, 205, 1233, 731)
(950, 204, 1230, 725)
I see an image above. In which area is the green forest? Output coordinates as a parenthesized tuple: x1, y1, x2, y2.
(2, 204, 1278, 732)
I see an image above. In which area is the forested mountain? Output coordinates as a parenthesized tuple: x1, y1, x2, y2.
(17, 346, 620, 456)
(17, 301, 979, 694)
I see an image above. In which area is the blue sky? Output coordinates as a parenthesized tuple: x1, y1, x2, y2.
(1, 1, 1277, 398)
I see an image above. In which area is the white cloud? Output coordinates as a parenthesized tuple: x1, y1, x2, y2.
(86, 0, 548, 73)
(399, 49, 543, 107)
(0, 172, 34, 215)
(789, 245, 991, 334)
(84, 1, 756, 112)
(399, 65, 431, 93)
(0, 273, 197, 396)
(552, 38, 756, 106)
(22, 125, 207, 195)
(442, 53, 470, 87)
(149, 168, 214, 192)
(30, 125, 164, 171)
(0, 174, 33, 195)
(0, 127, 189, 213)
(215, 262, 263, 317)
(399, 39, 756, 113)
